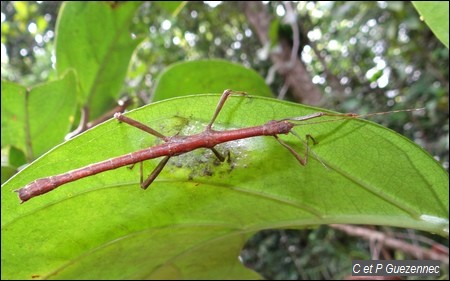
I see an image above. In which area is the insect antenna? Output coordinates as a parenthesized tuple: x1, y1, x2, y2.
(284, 107, 425, 128)
(354, 107, 425, 119)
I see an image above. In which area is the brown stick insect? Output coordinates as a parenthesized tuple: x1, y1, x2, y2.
(15, 90, 422, 203)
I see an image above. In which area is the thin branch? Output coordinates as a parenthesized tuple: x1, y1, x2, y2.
(65, 96, 132, 140)
(241, 1, 323, 105)
(331, 224, 449, 264)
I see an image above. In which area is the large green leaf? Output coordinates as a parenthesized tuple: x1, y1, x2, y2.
(1, 71, 78, 161)
(1, 81, 27, 153)
(55, 1, 143, 119)
(412, 1, 449, 48)
(1, 95, 448, 279)
(153, 60, 273, 101)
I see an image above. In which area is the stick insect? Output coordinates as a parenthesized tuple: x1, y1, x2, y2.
(15, 90, 422, 203)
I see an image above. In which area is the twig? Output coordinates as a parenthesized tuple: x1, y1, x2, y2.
(331, 224, 449, 264)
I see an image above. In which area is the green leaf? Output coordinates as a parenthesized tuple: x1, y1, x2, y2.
(1, 95, 447, 279)
(268, 18, 281, 47)
(55, 1, 143, 119)
(1, 165, 17, 185)
(153, 60, 273, 101)
(1, 146, 27, 182)
(1, 71, 78, 161)
(412, 1, 449, 48)
(1, 81, 27, 153)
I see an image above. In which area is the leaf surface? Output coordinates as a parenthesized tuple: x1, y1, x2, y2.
(55, 1, 143, 119)
(1, 71, 77, 161)
(1, 95, 448, 279)
(153, 60, 273, 101)
(413, 1, 449, 48)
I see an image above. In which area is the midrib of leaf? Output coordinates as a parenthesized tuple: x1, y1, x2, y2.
(86, 8, 135, 107)
(24, 88, 34, 161)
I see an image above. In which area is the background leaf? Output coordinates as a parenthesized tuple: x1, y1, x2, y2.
(55, 1, 143, 119)
(152, 60, 273, 101)
(1, 81, 27, 154)
(412, 1, 449, 48)
(2, 95, 447, 279)
(1, 71, 77, 162)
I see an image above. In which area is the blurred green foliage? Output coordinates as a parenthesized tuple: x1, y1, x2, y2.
(1, 1, 448, 279)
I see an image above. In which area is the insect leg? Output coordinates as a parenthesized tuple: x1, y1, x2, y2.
(126, 163, 137, 171)
(273, 134, 317, 166)
(210, 147, 227, 162)
(114, 112, 169, 142)
(206, 89, 248, 130)
(141, 156, 171, 190)
(140, 161, 143, 185)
